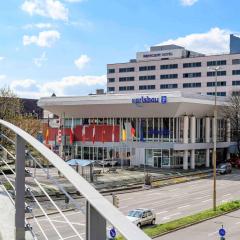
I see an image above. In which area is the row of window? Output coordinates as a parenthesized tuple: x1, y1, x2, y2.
(112, 70, 240, 82)
(207, 92, 226, 96)
(107, 80, 240, 92)
(108, 59, 240, 74)
(108, 70, 240, 82)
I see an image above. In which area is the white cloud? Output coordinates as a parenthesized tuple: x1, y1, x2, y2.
(33, 52, 48, 67)
(180, 0, 198, 6)
(64, 0, 84, 2)
(21, 0, 68, 21)
(23, 30, 60, 47)
(0, 75, 6, 80)
(157, 27, 234, 54)
(23, 23, 54, 29)
(10, 75, 106, 98)
(74, 54, 90, 70)
(0, 57, 4, 61)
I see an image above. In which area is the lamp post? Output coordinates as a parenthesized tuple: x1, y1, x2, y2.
(209, 65, 220, 211)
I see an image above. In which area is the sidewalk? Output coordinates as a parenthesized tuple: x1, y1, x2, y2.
(0, 185, 32, 240)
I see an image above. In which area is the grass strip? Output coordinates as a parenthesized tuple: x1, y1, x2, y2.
(116, 200, 240, 239)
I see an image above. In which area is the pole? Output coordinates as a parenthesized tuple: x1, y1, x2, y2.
(213, 67, 218, 211)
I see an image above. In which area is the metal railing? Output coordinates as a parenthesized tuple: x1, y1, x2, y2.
(0, 119, 151, 240)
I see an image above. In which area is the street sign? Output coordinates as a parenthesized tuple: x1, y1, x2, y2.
(110, 227, 116, 238)
(161, 96, 167, 104)
(219, 228, 226, 237)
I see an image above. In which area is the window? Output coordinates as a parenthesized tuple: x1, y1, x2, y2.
(108, 78, 115, 83)
(232, 80, 240, 86)
(207, 81, 226, 87)
(139, 75, 155, 81)
(232, 59, 240, 65)
(233, 70, 240, 75)
(207, 92, 226, 96)
(232, 91, 240, 96)
(107, 87, 115, 92)
(119, 77, 134, 82)
(207, 71, 226, 77)
(160, 74, 178, 79)
(183, 72, 201, 78)
(160, 64, 178, 70)
(139, 66, 156, 71)
(183, 82, 201, 88)
(139, 85, 155, 90)
(160, 84, 178, 89)
(183, 62, 201, 68)
(119, 67, 135, 73)
(207, 60, 227, 66)
(108, 68, 115, 74)
(119, 86, 134, 91)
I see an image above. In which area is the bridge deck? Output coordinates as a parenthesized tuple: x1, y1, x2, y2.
(0, 185, 32, 240)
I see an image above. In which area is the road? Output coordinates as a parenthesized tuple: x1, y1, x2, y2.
(29, 170, 240, 239)
(156, 209, 240, 240)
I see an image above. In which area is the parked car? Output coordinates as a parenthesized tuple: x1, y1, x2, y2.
(228, 157, 240, 168)
(216, 162, 232, 174)
(126, 208, 156, 227)
(98, 159, 118, 166)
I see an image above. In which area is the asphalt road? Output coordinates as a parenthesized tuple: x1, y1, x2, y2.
(29, 169, 240, 239)
(156, 209, 240, 240)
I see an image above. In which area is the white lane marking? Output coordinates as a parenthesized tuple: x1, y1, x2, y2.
(202, 199, 212, 203)
(208, 231, 218, 236)
(162, 212, 181, 220)
(121, 197, 133, 201)
(168, 188, 178, 192)
(156, 211, 168, 215)
(178, 204, 190, 209)
(235, 221, 240, 225)
(221, 197, 233, 203)
(120, 205, 129, 209)
(195, 195, 211, 200)
(38, 219, 85, 226)
(222, 193, 231, 197)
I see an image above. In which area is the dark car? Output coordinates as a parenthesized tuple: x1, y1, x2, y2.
(216, 163, 232, 174)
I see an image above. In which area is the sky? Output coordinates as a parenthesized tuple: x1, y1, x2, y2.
(0, 0, 239, 99)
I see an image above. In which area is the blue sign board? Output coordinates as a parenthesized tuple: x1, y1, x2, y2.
(161, 96, 167, 104)
(110, 228, 116, 238)
(219, 228, 226, 237)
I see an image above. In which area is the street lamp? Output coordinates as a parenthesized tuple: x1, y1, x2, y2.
(208, 65, 221, 211)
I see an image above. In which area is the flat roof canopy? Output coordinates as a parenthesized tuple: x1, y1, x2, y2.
(38, 91, 227, 118)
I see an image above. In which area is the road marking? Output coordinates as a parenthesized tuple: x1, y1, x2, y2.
(222, 193, 231, 197)
(178, 204, 190, 209)
(121, 197, 133, 201)
(194, 195, 211, 200)
(38, 219, 85, 226)
(208, 231, 218, 236)
(120, 205, 129, 209)
(221, 197, 233, 203)
(235, 221, 240, 225)
(156, 211, 168, 215)
(162, 212, 181, 220)
(168, 188, 178, 192)
(202, 199, 212, 203)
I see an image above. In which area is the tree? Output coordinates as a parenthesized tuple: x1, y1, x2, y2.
(222, 95, 240, 155)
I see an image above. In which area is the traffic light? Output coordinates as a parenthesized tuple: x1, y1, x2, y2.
(112, 194, 119, 208)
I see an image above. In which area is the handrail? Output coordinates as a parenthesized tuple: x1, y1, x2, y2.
(0, 119, 151, 240)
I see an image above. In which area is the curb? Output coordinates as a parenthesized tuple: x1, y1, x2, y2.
(151, 207, 240, 238)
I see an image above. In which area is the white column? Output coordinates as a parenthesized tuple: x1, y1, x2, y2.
(183, 150, 188, 170)
(227, 118, 231, 143)
(190, 149, 195, 169)
(183, 115, 189, 144)
(205, 117, 210, 143)
(190, 116, 196, 143)
(206, 149, 210, 167)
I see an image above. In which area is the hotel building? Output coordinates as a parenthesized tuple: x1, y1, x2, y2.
(107, 34, 240, 97)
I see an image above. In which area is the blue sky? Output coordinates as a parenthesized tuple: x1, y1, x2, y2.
(0, 0, 239, 98)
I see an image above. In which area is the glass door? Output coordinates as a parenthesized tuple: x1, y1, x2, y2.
(162, 149, 170, 167)
(153, 150, 162, 168)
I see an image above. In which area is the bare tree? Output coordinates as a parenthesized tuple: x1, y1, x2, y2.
(222, 95, 240, 155)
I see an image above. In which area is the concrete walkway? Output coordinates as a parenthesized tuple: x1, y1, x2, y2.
(0, 185, 33, 240)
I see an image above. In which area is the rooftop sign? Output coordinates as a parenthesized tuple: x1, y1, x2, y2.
(132, 96, 167, 105)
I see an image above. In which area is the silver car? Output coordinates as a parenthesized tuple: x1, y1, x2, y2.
(127, 208, 156, 227)
(216, 162, 232, 174)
